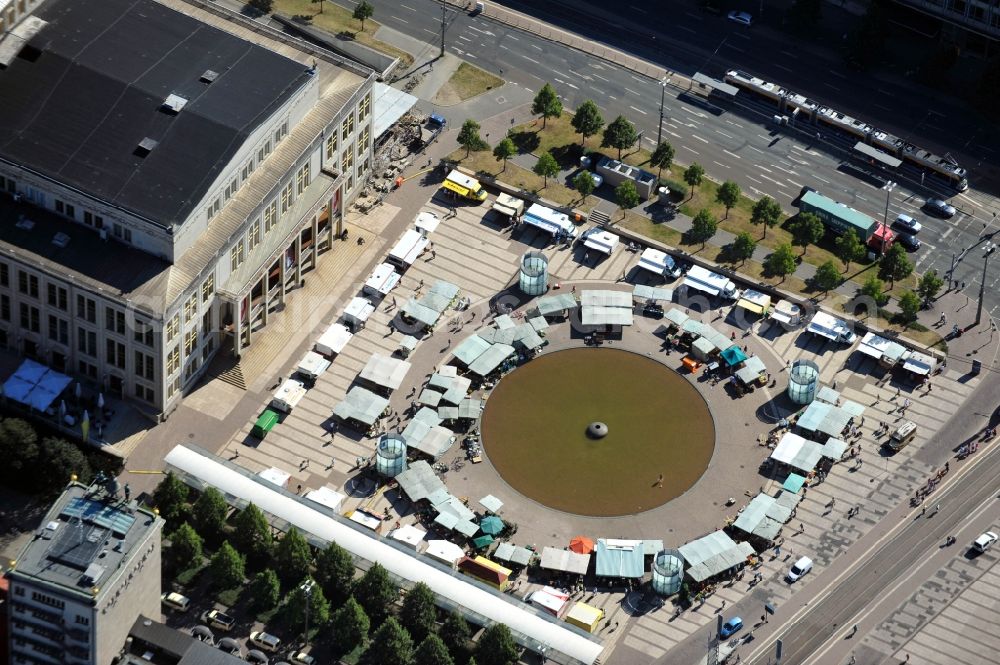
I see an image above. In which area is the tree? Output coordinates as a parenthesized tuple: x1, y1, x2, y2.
(917, 269, 944, 304)
(492, 138, 516, 172)
(353, 563, 396, 626)
(167, 523, 203, 571)
(209, 541, 245, 589)
(353, 0, 374, 32)
(683, 163, 705, 199)
(689, 209, 718, 248)
(440, 611, 472, 658)
(331, 597, 370, 655)
(311, 0, 326, 15)
(0, 419, 39, 487)
(861, 274, 888, 306)
(457, 119, 486, 157)
(532, 153, 560, 188)
(750, 195, 782, 239)
(834, 228, 866, 272)
(286, 578, 331, 629)
(788, 212, 825, 256)
(572, 170, 595, 203)
(360, 617, 414, 665)
(315, 541, 355, 603)
(152, 471, 189, 525)
(898, 290, 922, 325)
(248, 0, 274, 13)
(36, 438, 92, 494)
(765, 243, 798, 283)
(192, 487, 228, 540)
(401, 583, 437, 644)
(274, 527, 313, 586)
(878, 243, 913, 288)
(813, 261, 842, 294)
(231, 503, 272, 564)
(601, 115, 638, 158)
(715, 180, 741, 220)
(531, 83, 563, 128)
(248, 569, 281, 612)
(649, 141, 675, 180)
(476, 624, 518, 665)
(615, 180, 640, 219)
(570, 100, 604, 145)
(414, 634, 455, 665)
(731, 232, 757, 265)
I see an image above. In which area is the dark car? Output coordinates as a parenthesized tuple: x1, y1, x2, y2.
(897, 233, 921, 252)
(924, 198, 956, 218)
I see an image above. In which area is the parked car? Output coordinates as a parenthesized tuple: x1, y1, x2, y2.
(291, 652, 316, 665)
(972, 531, 998, 553)
(720, 616, 744, 638)
(897, 233, 921, 252)
(427, 113, 447, 128)
(249, 631, 282, 653)
(787, 556, 813, 582)
(924, 198, 956, 218)
(161, 592, 191, 611)
(727, 10, 753, 25)
(893, 214, 922, 234)
(217, 637, 242, 656)
(191, 625, 214, 644)
(202, 609, 236, 632)
(246, 649, 270, 665)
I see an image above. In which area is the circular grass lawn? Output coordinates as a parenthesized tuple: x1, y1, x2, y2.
(480, 348, 716, 516)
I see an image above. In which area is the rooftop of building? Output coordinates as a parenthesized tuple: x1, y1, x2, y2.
(8, 479, 162, 603)
(0, 0, 313, 228)
(125, 615, 245, 665)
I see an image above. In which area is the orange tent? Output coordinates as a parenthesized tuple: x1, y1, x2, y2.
(569, 536, 595, 554)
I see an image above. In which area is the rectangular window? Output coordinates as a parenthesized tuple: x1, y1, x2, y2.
(134, 384, 154, 403)
(19, 303, 39, 333)
(166, 314, 179, 343)
(184, 294, 197, 322)
(274, 121, 288, 144)
(83, 211, 104, 228)
(280, 182, 293, 214)
(134, 351, 155, 380)
(77, 295, 96, 323)
(55, 200, 64, 214)
(264, 201, 277, 234)
(248, 219, 261, 251)
(79, 360, 97, 379)
(0, 294, 9, 321)
(133, 319, 154, 347)
(166, 346, 180, 375)
(47, 284, 68, 311)
(296, 163, 310, 195)
(17, 271, 38, 298)
(77, 328, 96, 357)
(167, 376, 180, 399)
(341, 147, 353, 174)
(105, 339, 125, 369)
(230, 240, 246, 272)
(105, 308, 125, 335)
(360, 126, 370, 150)
(65, 203, 75, 219)
(325, 134, 337, 161)
(202, 275, 215, 302)
(47, 316, 68, 345)
(342, 117, 350, 141)
(0, 263, 7, 287)
(242, 159, 254, 181)
(184, 328, 198, 355)
(359, 93, 372, 120)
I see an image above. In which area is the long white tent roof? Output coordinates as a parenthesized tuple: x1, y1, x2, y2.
(360, 354, 412, 391)
(165, 446, 603, 664)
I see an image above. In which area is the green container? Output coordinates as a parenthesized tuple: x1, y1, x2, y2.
(252, 409, 280, 439)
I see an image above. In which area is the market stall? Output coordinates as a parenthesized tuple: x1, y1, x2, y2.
(315, 322, 353, 356)
(359, 354, 412, 392)
(363, 262, 401, 298)
(343, 297, 376, 332)
(540, 547, 590, 575)
(332, 386, 389, 427)
(388, 229, 430, 269)
(296, 351, 331, 382)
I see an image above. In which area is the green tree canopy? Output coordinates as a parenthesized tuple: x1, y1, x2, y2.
(861, 274, 888, 306)
(649, 141, 675, 179)
(476, 624, 518, 665)
(531, 83, 563, 128)
(615, 180, 640, 218)
(731, 232, 757, 265)
(315, 540, 355, 603)
(192, 487, 228, 540)
(248, 568, 281, 612)
(573, 170, 596, 203)
(457, 119, 487, 157)
(571, 100, 604, 145)
(683, 163, 705, 199)
(492, 138, 516, 172)
(601, 115, 638, 158)
(331, 597, 370, 655)
(788, 212, 825, 255)
(689, 209, 718, 248)
(209, 541, 245, 590)
(813, 261, 842, 294)
(898, 290, 922, 325)
(286, 578, 331, 629)
(231, 503, 272, 564)
(152, 471, 189, 525)
(750, 195, 783, 239)
(917, 269, 944, 303)
(765, 243, 798, 282)
(834, 228, 866, 271)
(715, 180, 741, 219)
(440, 611, 472, 658)
(353, 562, 396, 627)
(274, 527, 313, 586)
(414, 634, 455, 665)
(353, 0, 374, 31)
(360, 617, 414, 665)
(400, 582, 438, 644)
(532, 152, 560, 187)
(36, 438, 91, 494)
(167, 523, 203, 571)
(878, 243, 914, 287)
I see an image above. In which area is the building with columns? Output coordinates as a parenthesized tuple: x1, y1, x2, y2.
(0, 0, 375, 417)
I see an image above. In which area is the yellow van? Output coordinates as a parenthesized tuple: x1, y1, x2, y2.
(442, 169, 487, 201)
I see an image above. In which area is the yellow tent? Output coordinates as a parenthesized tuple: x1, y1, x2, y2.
(565, 601, 604, 633)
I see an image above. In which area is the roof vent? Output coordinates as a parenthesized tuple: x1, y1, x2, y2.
(52, 232, 70, 248)
(135, 138, 158, 157)
(81, 562, 105, 585)
(161, 94, 188, 114)
(200, 70, 219, 84)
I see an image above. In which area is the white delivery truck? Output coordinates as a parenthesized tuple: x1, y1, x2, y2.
(271, 378, 307, 413)
(682, 265, 740, 300)
(806, 311, 857, 345)
(637, 247, 682, 279)
(387, 229, 430, 269)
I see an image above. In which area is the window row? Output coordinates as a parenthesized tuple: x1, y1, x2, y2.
(207, 120, 290, 223)
(230, 162, 312, 273)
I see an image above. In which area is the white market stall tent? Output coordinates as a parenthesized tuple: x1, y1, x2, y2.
(304, 486, 346, 514)
(391, 523, 428, 550)
(315, 322, 353, 356)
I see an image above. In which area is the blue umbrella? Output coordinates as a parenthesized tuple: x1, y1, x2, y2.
(479, 515, 504, 536)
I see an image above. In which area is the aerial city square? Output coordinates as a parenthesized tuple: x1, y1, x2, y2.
(1, 1, 999, 664)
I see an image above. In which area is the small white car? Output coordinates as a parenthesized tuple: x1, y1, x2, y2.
(292, 652, 316, 665)
(161, 592, 191, 611)
(893, 214, 922, 234)
(973, 531, 998, 553)
(249, 631, 282, 653)
(727, 10, 753, 26)
(787, 556, 813, 582)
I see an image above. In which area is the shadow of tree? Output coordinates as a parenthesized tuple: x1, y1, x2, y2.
(549, 143, 583, 168)
(509, 130, 540, 154)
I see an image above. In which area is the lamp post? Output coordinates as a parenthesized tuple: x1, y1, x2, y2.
(881, 181, 896, 256)
(300, 579, 315, 644)
(975, 242, 997, 327)
(656, 76, 668, 147)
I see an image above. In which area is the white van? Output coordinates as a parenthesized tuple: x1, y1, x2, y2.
(806, 311, 857, 345)
(786, 556, 813, 582)
(161, 592, 191, 611)
(887, 421, 918, 452)
(973, 532, 997, 553)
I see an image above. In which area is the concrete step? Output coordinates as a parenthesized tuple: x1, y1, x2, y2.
(216, 361, 247, 391)
(589, 209, 612, 228)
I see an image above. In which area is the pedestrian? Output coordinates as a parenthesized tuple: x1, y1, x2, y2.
(799, 522, 805, 533)
(920, 506, 926, 516)
(731, 331, 737, 341)
(657, 473, 664, 487)
(431, 249, 436, 259)
(392, 296, 397, 308)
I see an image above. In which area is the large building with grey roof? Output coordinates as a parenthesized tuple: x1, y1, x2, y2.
(5, 480, 164, 665)
(0, 0, 375, 415)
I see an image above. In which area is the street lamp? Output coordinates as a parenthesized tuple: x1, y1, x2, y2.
(975, 242, 997, 327)
(300, 579, 315, 644)
(656, 75, 669, 147)
(881, 181, 896, 256)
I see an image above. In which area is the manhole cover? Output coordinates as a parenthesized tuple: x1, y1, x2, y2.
(496, 96, 506, 104)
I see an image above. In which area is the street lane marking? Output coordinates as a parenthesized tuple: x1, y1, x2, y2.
(507, 35, 519, 41)
(815, 175, 830, 184)
(629, 105, 648, 115)
(499, 44, 509, 50)
(422, 28, 436, 35)
(747, 175, 763, 184)
(941, 228, 953, 240)
(458, 35, 472, 42)
(692, 134, 709, 143)
(756, 165, 772, 173)
(624, 87, 642, 96)
(725, 120, 744, 128)
(390, 15, 409, 23)
(592, 88, 605, 96)
(400, 3, 416, 10)
(667, 130, 682, 139)
(723, 149, 741, 159)
(679, 25, 697, 34)
(825, 83, 841, 91)
(713, 160, 730, 168)
(592, 73, 610, 82)
(874, 104, 892, 112)
(787, 179, 803, 189)
(726, 44, 745, 53)
(684, 11, 703, 19)
(531, 44, 543, 51)
(775, 65, 793, 73)
(757, 134, 771, 141)
(781, 50, 796, 58)
(520, 54, 540, 64)
(748, 146, 764, 154)
(551, 69, 569, 79)
(828, 70, 847, 79)
(715, 129, 734, 139)
(682, 146, 700, 155)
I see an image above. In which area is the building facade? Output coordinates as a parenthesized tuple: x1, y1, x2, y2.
(5, 482, 164, 665)
(0, 0, 375, 417)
